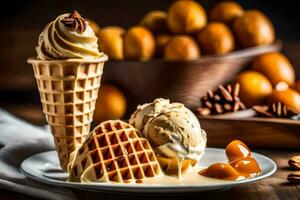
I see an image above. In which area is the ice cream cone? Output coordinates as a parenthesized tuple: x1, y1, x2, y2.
(28, 56, 108, 170)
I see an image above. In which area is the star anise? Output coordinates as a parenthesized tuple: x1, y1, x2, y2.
(253, 102, 300, 120)
(196, 83, 246, 116)
(61, 10, 87, 33)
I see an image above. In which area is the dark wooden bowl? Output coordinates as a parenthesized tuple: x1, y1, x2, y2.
(102, 41, 282, 113)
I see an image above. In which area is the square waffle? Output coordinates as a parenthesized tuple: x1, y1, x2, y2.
(68, 120, 162, 183)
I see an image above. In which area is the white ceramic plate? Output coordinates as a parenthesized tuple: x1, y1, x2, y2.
(21, 148, 276, 193)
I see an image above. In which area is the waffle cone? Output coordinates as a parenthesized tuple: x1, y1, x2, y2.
(68, 120, 162, 183)
(28, 56, 108, 171)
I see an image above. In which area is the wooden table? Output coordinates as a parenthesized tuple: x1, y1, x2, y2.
(0, 105, 299, 200)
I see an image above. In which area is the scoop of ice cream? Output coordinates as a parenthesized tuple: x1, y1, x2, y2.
(130, 98, 207, 161)
(146, 106, 206, 161)
(36, 10, 102, 59)
(129, 98, 172, 131)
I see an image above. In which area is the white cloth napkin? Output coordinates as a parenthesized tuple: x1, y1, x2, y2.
(0, 109, 76, 200)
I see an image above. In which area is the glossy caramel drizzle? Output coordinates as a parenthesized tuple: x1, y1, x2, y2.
(200, 140, 261, 180)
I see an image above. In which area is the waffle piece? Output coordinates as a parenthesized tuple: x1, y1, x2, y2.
(68, 120, 162, 183)
(28, 57, 107, 170)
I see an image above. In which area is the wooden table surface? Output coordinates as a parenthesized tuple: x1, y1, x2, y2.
(0, 104, 299, 200)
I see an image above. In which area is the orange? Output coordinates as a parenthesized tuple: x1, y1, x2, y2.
(268, 87, 300, 113)
(139, 10, 168, 33)
(197, 22, 234, 55)
(209, 1, 244, 25)
(232, 10, 275, 48)
(124, 26, 156, 61)
(167, 0, 207, 34)
(164, 35, 200, 61)
(252, 52, 295, 87)
(98, 26, 125, 61)
(94, 84, 127, 123)
(235, 70, 273, 107)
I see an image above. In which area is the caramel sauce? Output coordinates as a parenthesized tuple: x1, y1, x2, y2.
(199, 163, 240, 180)
(200, 140, 261, 180)
(225, 140, 251, 162)
(230, 157, 261, 177)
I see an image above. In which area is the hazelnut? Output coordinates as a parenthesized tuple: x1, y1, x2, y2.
(164, 35, 201, 61)
(139, 10, 168, 33)
(98, 26, 125, 61)
(209, 1, 244, 25)
(252, 52, 295, 87)
(197, 22, 235, 55)
(124, 26, 156, 61)
(167, 0, 207, 34)
(233, 10, 275, 48)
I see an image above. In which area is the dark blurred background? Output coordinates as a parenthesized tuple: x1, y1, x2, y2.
(0, 0, 299, 123)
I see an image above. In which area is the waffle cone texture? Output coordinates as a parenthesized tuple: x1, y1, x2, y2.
(28, 56, 108, 171)
(68, 120, 162, 183)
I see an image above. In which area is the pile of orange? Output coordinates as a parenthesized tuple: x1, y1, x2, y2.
(89, 0, 275, 61)
(235, 52, 300, 112)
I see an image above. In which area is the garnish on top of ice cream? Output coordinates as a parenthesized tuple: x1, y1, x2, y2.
(36, 10, 102, 59)
(129, 98, 207, 178)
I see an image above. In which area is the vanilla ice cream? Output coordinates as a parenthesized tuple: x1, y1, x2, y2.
(36, 10, 102, 59)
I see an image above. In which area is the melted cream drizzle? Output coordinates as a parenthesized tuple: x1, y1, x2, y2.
(177, 158, 183, 180)
(143, 167, 230, 185)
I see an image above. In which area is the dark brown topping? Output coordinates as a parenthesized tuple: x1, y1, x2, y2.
(61, 10, 87, 33)
(252, 102, 300, 119)
(289, 155, 300, 170)
(196, 83, 246, 116)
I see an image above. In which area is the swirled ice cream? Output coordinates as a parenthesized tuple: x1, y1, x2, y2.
(129, 99, 207, 177)
(36, 11, 102, 59)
